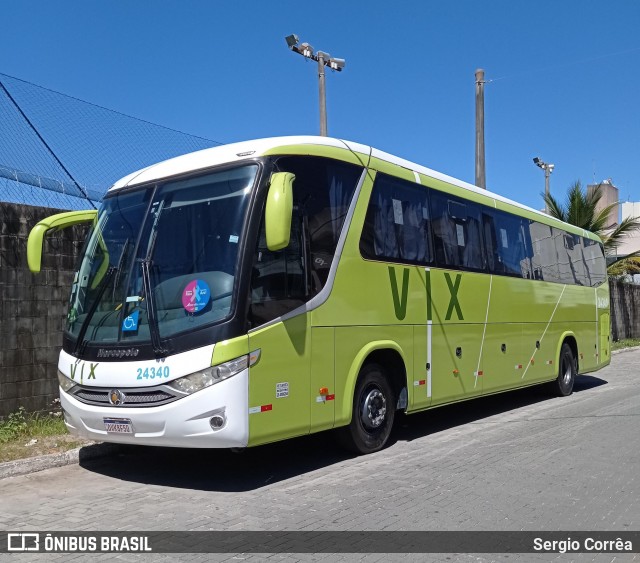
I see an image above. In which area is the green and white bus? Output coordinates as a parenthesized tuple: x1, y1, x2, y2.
(28, 136, 610, 454)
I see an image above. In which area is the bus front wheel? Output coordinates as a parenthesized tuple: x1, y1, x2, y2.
(550, 342, 576, 397)
(338, 363, 395, 454)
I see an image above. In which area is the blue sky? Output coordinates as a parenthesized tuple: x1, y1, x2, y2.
(1, 1, 639, 210)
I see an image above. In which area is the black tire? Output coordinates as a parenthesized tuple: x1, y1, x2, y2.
(549, 342, 576, 396)
(337, 363, 395, 454)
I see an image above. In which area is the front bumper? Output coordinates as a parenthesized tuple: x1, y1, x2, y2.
(60, 368, 249, 448)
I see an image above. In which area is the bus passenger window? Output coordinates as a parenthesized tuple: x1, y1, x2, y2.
(360, 174, 432, 266)
(431, 192, 485, 271)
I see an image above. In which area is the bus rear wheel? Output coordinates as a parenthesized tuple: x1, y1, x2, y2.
(550, 342, 576, 396)
(338, 363, 395, 454)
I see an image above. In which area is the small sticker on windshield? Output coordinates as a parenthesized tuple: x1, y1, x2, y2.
(122, 310, 140, 332)
(229, 235, 239, 243)
(182, 280, 211, 314)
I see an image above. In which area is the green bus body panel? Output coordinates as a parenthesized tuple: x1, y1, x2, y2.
(211, 335, 249, 366)
(334, 335, 409, 426)
(247, 314, 311, 447)
(310, 327, 335, 432)
(27, 210, 97, 273)
(239, 153, 609, 446)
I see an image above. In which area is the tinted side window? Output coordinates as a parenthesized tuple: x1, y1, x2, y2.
(249, 156, 362, 326)
(276, 156, 362, 291)
(431, 191, 485, 271)
(583, 238, 607, 286)
(567, 234, 587, 285)
(530, 221, 560, 282)
(484, 211, 532, 279)
(249, 213, 307, 327)
(553, 227, 576, 284)
(360, 174, 432, 265)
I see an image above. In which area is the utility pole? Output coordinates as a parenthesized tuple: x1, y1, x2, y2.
(285, 34, 345, 137)
(475, 68, 486, 189)
(317, 52, 328, 136)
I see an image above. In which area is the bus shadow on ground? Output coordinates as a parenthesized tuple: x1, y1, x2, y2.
(391, 374, 607, 444)
(80, 374, 607, 492)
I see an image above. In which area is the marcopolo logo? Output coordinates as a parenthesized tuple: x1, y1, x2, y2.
(97, 348, 140, 359)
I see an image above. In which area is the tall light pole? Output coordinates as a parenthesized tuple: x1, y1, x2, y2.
(533, 157, 555, 213)
(475, 69, 486, 189)
(285, 34, 345, 136)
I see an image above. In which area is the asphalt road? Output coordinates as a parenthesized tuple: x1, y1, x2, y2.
(1, 349, 639, 563)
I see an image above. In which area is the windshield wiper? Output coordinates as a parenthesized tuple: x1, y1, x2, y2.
(140, 257, 167, 357)
(73, 266, 117, 356)
(140, 199, 168, 358)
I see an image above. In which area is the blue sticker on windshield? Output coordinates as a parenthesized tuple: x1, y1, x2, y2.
(122, 310, 140, 332)
(182, 280, 211, 313)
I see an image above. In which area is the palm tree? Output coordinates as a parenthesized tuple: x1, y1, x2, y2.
(543, 181, 640, 275)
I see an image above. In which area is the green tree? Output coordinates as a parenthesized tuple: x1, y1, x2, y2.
(543, 181, 640, 275)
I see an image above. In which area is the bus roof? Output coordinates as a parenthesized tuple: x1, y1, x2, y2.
(109, 136, 599, 242)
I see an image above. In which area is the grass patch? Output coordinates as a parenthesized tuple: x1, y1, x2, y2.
(612, 338, 640, 351)
(0, 407, 93, 463)
(0, 407, 66, 443)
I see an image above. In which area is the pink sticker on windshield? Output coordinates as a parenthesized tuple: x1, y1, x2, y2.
(182, 280, 211, 313)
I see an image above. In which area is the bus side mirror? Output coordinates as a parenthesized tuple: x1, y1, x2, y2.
(265, 172, 295, 251)
(27, 210, 98, 273)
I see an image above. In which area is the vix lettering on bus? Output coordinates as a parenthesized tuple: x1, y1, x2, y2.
(388, 267, 465, 322)
(70, 361, 99, 385)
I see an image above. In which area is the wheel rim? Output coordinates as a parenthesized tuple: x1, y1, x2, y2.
(360, 387, 387, 430)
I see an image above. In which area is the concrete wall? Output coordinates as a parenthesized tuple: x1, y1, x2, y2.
(610, 279, 640, 341)
(0, 202, 88, 417)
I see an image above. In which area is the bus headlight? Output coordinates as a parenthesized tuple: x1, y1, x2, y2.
(57, 370, 77, 393)
(168, 355, 248, 395)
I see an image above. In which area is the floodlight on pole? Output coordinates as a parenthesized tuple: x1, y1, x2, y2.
(285, 34, 345, 136)
(533, 156, 555, 213)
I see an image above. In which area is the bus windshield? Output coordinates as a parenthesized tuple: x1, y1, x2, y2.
(66, 164, 257, 348)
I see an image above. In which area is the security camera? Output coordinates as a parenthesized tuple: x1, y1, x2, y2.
(533, 157, 540, 165)
(329, 58, 346, 71)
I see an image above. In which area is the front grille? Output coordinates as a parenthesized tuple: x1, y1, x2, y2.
(70, 385, 182, 407)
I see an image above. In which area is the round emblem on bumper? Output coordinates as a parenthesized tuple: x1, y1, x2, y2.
(109, 389, 125, 406)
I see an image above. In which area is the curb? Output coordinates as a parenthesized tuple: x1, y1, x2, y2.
(611, 345, 640, 355)
(0, 442, 121, 480)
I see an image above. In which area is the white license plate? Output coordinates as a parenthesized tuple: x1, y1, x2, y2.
(103, 417, 133, 434)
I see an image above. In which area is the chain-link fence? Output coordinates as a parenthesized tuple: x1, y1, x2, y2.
(0, 72, 221, 210)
